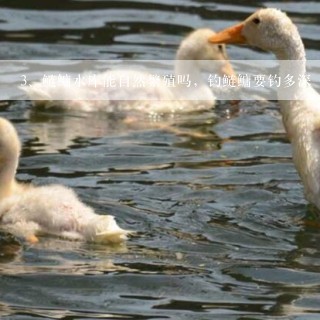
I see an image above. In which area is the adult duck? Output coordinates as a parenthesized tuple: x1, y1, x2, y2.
(209, 8, 320, 210)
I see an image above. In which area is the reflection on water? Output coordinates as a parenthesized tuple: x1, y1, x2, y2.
(26, 104, 226, 153)
(1, 0, 320, 319)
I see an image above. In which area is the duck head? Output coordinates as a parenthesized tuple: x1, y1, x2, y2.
(208, 8, 302, 57)
(177, 28, 236, 77)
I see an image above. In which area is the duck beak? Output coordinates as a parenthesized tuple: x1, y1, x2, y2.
(209, 23, 246, 44)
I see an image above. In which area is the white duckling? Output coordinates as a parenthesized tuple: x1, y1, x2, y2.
(209, 8, 320, 210)
(0, 117, 128, 243)
(23, 28, 235, 114)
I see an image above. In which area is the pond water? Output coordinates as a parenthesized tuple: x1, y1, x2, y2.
(1, 0, 320, 319)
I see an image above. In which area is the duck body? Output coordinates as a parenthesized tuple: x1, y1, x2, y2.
(0, 117, 128, 243)
(209, 8, 320, 209)
(0, 184, 126, 243)
(24, 69, 178, 113)
(23, 29, 235, 114)
(281, 92, 320, 208)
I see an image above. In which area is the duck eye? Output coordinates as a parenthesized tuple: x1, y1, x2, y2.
(253, 18, 260, 25)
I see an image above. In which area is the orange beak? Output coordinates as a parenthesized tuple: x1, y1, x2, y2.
(209, 23, 246, 44)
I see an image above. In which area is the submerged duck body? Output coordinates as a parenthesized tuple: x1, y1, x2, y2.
(209, 8, 320, 209)
(0, 118, 128, 243)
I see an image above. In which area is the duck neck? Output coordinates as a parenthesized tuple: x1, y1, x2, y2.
(276, 30, 306, 61)
(0, 158, 18, 200)
(276, 33, 307, 105)
(277, 32, 306, 77)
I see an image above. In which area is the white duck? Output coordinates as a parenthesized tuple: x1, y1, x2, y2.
(22, 29, 235, 114)
(209, 8, 320, 210)
(0, 117, 128, 244)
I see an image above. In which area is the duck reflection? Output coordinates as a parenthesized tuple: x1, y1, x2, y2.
(0, 232, 21, 263)
(0, 234, 130, 275)
(27, 106, 233, 153)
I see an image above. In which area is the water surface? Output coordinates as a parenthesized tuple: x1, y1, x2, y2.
(1, 1, 320, 319)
